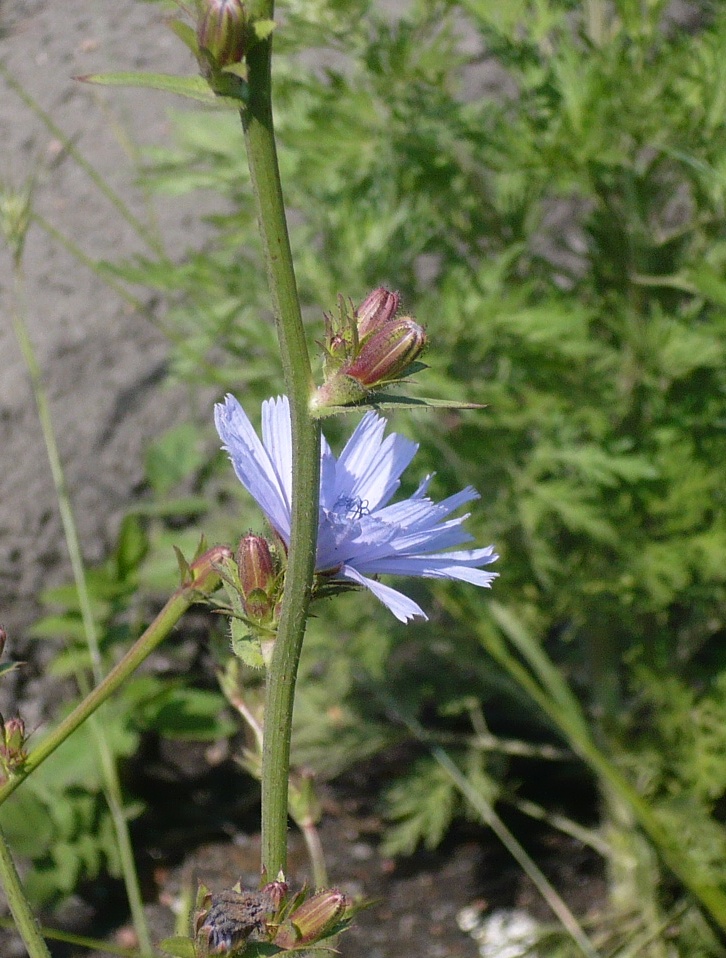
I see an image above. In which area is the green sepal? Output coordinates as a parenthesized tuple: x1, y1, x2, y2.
(174, 546, 193, 586)
(75, 72, 245, 107)
(253, 18, 276, 41)
(222, 61, 250, 80)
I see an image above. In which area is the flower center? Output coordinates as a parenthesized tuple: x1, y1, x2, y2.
(333, 494, 370, 520)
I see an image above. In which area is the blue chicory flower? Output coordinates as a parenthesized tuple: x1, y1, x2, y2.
(215, 395, 498, 623)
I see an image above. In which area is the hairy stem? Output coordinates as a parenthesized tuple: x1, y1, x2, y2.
(240, 6, 321, 878)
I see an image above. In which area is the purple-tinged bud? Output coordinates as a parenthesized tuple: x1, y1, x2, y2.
(356, 287, 400, 339)
(190, 544, 235, 592)
(237, 534, 277, 621)
(0, 625, 6, 660)
(346, 316, 427, 388)
(197, 0, 249, 68)
(274, 889, 350, 949)
(261, 880, 288, 911)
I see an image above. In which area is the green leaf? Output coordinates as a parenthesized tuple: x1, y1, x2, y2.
(0, 788, 55, 856)
(230, 619, 265, 669)
(132, 684, 237, 740)
(115, 514, 148, 581)
(381, 757, 458, 856)
(159, 936, 197, 958)
(146, 422, 206, 496)
(75, 72, 244, 107)
(167, 19, 200, 58)
(313, 394, 486, 418)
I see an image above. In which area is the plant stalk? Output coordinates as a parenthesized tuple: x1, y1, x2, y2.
(0, 548, 227, 808)
(10, 261, 154, 955)
(0, 825, 52, 958)
(240, 5, 321, 879)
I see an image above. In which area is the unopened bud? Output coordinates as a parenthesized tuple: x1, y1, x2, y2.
(0, 625, 6, 660)
(356, 287, 400, 339)
(0, 716, 27, 780)
(197, 0, 249, 68)
(275, 889, 350, 948)
(346, 316, 426, 387)
(261, 880, 288, 910)
(237, 534, 276, 621)
(2, 717, 25, 756)
(189, 544, 235, 591)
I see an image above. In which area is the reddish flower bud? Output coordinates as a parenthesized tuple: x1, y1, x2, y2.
(274, 889, 350, 949)
(189, 544, 235, 592)
(346, 316, 427, 387)
(197, 0, 249, 68)
(356, 287, 400, 339)
(261, 880, 288, 910)
(237, 534, 276, 621)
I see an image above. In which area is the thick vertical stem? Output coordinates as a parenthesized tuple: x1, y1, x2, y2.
(240, 10, 321, 878)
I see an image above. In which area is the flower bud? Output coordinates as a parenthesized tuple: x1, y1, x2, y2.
(261, 880, 288, 911)
(0, 716, 27, 782)
(345, 316, 426, 388)
(274, 889, 350, 949)
(197, 0, 249, 68)
(356, 287, 400, 339)
(0, 625, 6, 660)
(189, 544, 235, 591)
(237, 534, 276, 622)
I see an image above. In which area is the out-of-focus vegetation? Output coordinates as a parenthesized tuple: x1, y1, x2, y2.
(6, 0, 726, 953)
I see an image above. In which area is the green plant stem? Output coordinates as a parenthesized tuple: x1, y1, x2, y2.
(9, 264, 154, 955)
(0, 825, 52, 958)
(0, 551, 226, 809)
(240, 9, 321, 879)
(0, 915, 140, 957)
(297, 817, 328, 890)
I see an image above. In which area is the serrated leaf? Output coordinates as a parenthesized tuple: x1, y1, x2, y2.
(75, 72, 244, 107)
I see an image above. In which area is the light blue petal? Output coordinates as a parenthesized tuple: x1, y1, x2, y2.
(261, 396, 293, 517)
(214, 394, 291, 541)
(356, 546, 499, 579)
(341, 566, 428, 623)
(337, 414, 418, 509)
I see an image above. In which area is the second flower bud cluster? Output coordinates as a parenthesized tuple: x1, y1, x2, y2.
(310, 287, 427, 413)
